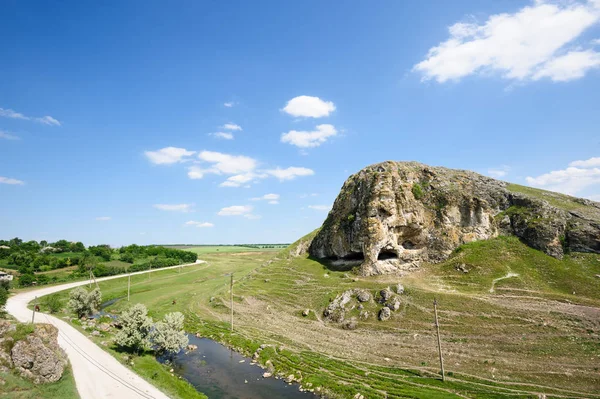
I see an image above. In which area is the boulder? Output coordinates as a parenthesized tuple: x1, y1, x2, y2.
(342, 318, 358, 330)
(10, 324, 67, 384)
(356, 290, 371, 302)
(395, 284, 405, 294)
(308, 161, 600, 275)
(379, 289, 393, 303)
(387, 298, 401, 311)
(378, 307, 391, 321)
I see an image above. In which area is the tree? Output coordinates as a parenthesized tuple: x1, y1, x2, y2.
(115, 304, 153, 353)
(151, 312, 188, 355)
(43, 294, 62, 313)
(67, 287, 102, 318)
(18, 273, 35, 287)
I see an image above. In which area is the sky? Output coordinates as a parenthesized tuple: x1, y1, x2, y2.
(1, 0, 600, 246)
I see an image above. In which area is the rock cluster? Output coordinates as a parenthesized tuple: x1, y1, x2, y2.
(3, 323, 68, 384)
(309, 161, 600, 275)
(323, 286, 404, 325)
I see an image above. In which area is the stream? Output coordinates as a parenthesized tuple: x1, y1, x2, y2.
(157, 335, 317, 399)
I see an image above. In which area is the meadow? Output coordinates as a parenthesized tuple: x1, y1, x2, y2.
(40, 237, 600, 399)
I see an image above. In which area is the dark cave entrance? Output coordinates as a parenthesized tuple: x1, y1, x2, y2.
(377, 250, 398, 260)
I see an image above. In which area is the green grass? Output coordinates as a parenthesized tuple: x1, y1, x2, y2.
(0, 365, 79, 399)
(182, 246, 280, 254)
(506, 183, 593, 212)
(37, 240, 600, 399)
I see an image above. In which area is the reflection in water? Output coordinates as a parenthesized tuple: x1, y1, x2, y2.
(158, 335, 316, 399)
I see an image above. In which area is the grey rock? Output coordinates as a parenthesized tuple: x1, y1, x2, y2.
(387, 298, 401, 311)
(378, 307, 391, 321)
(302, 309, 310, 317)
(11, 324, 67, 384)
(395, 284, 405, 294)
(356, 290, 371, 302)
(379, 289, 393, 303)
(308, 161, 600, 275)
(342, 318, 358, 330)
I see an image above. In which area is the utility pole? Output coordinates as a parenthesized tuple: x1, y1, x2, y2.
(127, 273, 131, 301)
(148, 264, 151, 281)
(433, 298, 445, 382)
(230, 273, 234, 332)
(89, 269, 92, 289)
(31, 296, 38, 323)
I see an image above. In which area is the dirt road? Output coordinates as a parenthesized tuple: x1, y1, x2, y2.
(6, 261, 204, 399)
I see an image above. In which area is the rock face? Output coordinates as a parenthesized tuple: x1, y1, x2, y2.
(10, 324, 68, 384)
(309, 161, 600, 275)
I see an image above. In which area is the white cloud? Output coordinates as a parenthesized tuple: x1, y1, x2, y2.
(281, 124, 338, 148)
(37, 116, 61, 126)
(210, 132, 234, 140)
(0, 130, 19, 140)
(265, 167, 315, 181)
(219, 173, 260, 187)
(251, 193, 280, 204)
(488, 165, 511, 178)
(533, 50, 600, 81)
(300, 193, 319, 198)
(145, 147, 195, 165)
(96, 216, 111, 221)
(187, 166, 205, 180)
(414, 0, 600, 83)
(0, 107, 61, 126)
(309, 205, 331, 211)
(0, 176, 25, 185)
(586, 194, 600, 201)
(282, 96, 336, 118)
(569, 156, 600, 168)
(526, 164, 600, 195)
(221, 123, 242, 131)
(153, 203, 194, 212)
(217, 205, 253, 216)
(184, 221, 214, 228)
(593, 38, 600, 45)
(224, 102, 235, 108)
(198, 151, 257, 174)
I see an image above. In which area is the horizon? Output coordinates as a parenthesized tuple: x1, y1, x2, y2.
(2, 0, 599, 246)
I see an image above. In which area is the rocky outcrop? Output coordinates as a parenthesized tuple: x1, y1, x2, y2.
(309, 161, 600, 275)
(10, 324, 67, 384)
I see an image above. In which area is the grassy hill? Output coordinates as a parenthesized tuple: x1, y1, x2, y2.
(60, 236, 600, 398)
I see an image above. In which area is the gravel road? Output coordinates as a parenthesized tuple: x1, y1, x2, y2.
(6, 261, 205, 399)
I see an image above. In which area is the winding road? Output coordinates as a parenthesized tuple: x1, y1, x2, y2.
(6, 261, 205, 399)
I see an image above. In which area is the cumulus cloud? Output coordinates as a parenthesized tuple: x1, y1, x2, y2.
(526, 157, 600, 195)
(251, 193, 280, 204)
(0, 176, 25, 185)
(96, 216, 111, 221)
(281, 124, 338, 148)
(488, 165, 511, 178)
(308, 205, 331, 211)
(0, 107, 61, 125)
(224, 102, 235, 108)
(218, 205, 254, 216)
(414, 0, 600, 83)
(153, 203, 194, 212)
(282, 96, 336, 118)
(184, 221, 214, 228)
(145, 147, 196, 165)
(569, 157, 600, 168)
(221, 123, 242, 131)
(219, 173, 262, 187)
(210, 132, 234, 140)
(0, 130, 19, 140)
(265, 167, 315, 181)
(198, 151, 256, 174)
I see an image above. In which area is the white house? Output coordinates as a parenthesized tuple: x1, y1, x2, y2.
(0, 271, 14, 281)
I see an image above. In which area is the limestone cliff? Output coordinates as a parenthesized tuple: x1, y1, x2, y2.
(309, 161, 600, 275)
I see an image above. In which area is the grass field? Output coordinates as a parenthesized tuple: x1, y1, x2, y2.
(181, 245, 282, 254)
(39, 242, 600, 399)
(1, 365, 79, 399)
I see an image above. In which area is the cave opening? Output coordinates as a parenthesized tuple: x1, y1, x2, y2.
(378, 250, 398, 260)
(342, 252, 365, 261)
(402, 240, 416, 249)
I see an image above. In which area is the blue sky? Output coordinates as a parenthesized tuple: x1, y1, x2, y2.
(1, 0, 600, 246)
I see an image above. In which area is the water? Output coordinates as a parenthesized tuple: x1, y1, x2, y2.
(90, 297, 122, 319)
(158, 335, 316, 399)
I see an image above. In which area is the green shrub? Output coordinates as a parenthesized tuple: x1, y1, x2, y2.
(412, 183, 424, 200)
(43, 294, 63, 314)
